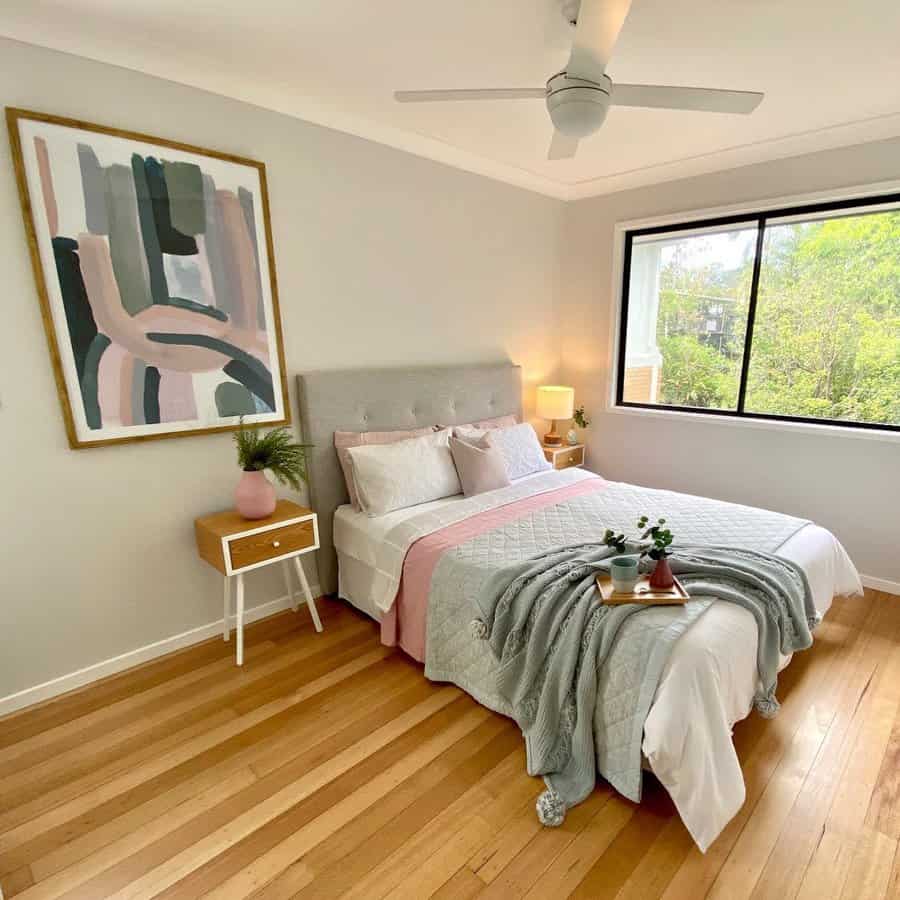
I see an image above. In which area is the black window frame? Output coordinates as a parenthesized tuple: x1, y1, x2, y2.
(616, 191, 900, 434)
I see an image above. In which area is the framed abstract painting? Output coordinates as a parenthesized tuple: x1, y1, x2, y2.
(7, 108, 290, 448)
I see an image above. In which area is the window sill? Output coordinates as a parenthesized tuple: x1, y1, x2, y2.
(607, 403, 900, 443)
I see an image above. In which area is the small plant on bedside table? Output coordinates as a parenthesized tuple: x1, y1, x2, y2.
(567, 405, 590, 445)
(234, 419, 310, 519)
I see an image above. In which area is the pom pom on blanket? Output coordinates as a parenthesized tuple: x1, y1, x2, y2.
(536, 788, 566, 827)
(754, 692, 780, 719)
(470, 618, 489, 640)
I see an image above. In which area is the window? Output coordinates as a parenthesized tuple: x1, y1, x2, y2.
(617, 196, 900, 432)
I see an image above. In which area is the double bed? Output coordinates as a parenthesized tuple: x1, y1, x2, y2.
(298, 363, 862, 851)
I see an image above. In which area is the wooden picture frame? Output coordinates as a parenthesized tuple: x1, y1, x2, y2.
(6, 107, 290, 449)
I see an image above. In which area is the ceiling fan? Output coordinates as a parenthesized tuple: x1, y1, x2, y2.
(394, 0, 764, 160)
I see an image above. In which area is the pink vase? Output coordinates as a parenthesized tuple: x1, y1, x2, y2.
(649, 557, 675, 590)
(235, 470, 276, 519)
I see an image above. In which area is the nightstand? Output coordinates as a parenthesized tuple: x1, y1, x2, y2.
(195, 500, 321, 665)
(543, 443, 585, 470)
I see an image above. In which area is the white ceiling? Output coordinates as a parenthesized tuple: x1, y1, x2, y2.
(4, 0, 900, 200)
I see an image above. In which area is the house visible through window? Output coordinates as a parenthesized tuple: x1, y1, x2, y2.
(618, 196, 900, 432)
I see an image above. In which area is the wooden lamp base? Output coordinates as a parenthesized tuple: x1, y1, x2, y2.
(543, 419, 563, 446)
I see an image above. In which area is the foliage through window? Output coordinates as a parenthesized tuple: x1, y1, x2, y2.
(618, 197, 900, 432)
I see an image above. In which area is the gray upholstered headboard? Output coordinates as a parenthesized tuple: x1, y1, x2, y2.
(297, 363, 522, 595)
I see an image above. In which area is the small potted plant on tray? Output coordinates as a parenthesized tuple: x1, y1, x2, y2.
(637, 515, 675, 589)
(234, 419, 310, 519)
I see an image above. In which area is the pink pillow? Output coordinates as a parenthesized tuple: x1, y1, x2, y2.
(335, 427, 435, 509)
(441, 414, 517, 432)
(449, 436, 511, 497)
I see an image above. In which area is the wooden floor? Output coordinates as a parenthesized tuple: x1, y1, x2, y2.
(2, 589, 900, 899)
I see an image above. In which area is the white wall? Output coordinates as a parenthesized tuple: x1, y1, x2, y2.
(0, 39, 564, 700)
(560, 139, 900, 587)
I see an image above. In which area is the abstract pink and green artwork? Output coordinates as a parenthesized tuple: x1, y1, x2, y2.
(9, 109, 289, 448)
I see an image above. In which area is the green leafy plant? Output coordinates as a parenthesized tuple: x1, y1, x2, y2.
(603, 529, 627, 553)
(234, 419, 310, 492)
(573, 405, 590, 429)
(637, 515, 674, 560)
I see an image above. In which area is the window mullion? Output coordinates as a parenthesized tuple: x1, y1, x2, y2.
(736, 217, 767, 414)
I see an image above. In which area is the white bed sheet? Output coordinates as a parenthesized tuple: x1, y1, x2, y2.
(333, 484, 862, 850)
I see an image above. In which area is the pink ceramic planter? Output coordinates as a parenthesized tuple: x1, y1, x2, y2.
(235, 470, 277, 519)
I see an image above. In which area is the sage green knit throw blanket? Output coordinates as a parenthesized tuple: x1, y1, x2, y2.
(470, 543, 818, 827)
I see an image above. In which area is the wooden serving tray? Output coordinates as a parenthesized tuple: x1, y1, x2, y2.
(596, 574, 690, 606)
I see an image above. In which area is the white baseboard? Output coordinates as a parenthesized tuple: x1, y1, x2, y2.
(861, 574, 900, 597)
(0, 585, 320, 719)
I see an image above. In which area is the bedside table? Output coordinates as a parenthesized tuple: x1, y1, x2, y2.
(543, 443, 585, 471)
(195, 500, 321, 665)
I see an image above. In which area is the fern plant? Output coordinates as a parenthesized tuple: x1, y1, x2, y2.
(234, 419, 310, 492)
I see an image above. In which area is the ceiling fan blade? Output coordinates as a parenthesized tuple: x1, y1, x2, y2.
(394, 88, 545, 103)
(566, 0, 633, 82)
(611, 84, 764, 114)
(548, 131, 579, 160)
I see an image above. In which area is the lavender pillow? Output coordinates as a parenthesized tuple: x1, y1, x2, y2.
(335, 426, 435, 508)
(481, 423, 551, 480)
(449, 436, 511, 497)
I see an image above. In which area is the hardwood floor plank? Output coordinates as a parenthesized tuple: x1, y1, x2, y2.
(281, 739, 531, 900)
(431, 867, 487, 900)
(175, 705, 495, 899)
(466, 797, 544, 884)
(838, 828, 897, 900)
(0, 629, 378, 836)
(0, 605, 341, 750)
(520, 795, 634, 899)
(0, 592, 895, 900)
(12, 769, 259, 900)
(247, 718, 518, 900)
(0, 614, 367, 779)
(55, 685, 459, 900)
(473, 788, 613, 899)
(568, 787, 671, 900)
(23, 648, 400, 882)
(385, 816, 495, 900)
(613, 811, 696, 900)
(0, 647, 405, 869)
(865, 702, 900, 839)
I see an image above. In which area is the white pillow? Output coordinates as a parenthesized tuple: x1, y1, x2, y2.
(456, 422, 551, 480)
(347, 428, 462, 516)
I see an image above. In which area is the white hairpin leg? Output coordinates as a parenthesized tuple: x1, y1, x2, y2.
(293, 556, 323, 632)
(282, 560, 298, 611)
(235, 572, 245, 665)
(223, 576, 231, 641)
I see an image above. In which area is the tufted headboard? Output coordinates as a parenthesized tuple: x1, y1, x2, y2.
(297, 363, 522, 595)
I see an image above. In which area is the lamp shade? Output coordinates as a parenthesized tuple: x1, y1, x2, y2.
(536, 385, 575, 421)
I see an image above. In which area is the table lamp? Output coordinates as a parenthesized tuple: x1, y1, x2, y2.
(536, 385, 574, 447)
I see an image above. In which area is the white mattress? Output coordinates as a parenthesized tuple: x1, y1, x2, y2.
(333, 483, 862, 850)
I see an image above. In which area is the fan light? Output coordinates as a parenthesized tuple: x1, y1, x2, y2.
(546, 73, 611, 138)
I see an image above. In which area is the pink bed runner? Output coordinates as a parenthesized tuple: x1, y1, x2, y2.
(381, 476, 608, 662)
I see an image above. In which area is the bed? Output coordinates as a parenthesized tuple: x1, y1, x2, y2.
(298, 363, 862, 851)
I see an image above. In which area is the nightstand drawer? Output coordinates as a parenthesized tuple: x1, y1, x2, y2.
(228, 519, 316, 571)
(544, 445, 585, 470)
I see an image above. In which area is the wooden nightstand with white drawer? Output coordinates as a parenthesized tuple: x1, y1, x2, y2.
(195, 500, 321, 665)
(543, 443, 586, 471)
